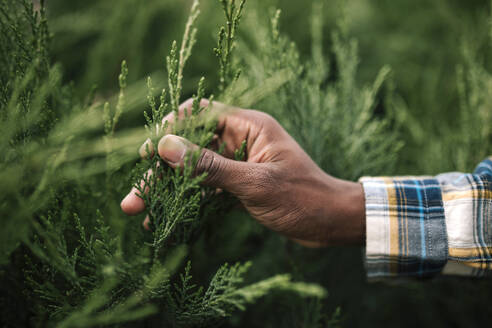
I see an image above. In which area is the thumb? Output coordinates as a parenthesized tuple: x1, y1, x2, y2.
(158, 134, 251, 194)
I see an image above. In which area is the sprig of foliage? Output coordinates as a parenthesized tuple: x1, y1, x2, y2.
(103, 60, 128, 137)
(168, 261, 326, 325)
(215, 0, 246, 93)
(167, 0, 200, 113)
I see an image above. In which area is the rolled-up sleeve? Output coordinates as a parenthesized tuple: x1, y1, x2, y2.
(360, 157, 492, 280)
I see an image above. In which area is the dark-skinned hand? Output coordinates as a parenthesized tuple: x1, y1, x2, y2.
(121, 99, 365, 247)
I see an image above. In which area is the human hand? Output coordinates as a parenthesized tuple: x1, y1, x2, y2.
(121, 99, 365, 247)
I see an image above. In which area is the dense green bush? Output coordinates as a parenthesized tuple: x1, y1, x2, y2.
(1, 0, 492, 327)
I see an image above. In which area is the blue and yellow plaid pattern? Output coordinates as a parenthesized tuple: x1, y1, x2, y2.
(360, 157, 492, 279)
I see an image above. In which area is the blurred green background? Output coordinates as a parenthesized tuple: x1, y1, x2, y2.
(44, 0, 492, 327)
(47, 0, 492, 173)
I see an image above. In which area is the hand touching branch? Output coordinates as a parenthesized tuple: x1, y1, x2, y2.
(121, 99, 365, 247)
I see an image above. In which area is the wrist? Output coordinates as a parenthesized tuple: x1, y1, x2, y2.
(322, 175, 366, 246)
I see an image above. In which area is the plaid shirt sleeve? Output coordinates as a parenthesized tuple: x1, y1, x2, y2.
(359, 157, 492, 279)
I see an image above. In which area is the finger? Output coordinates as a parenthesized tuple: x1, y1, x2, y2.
(139, 133, 221, 160)
(139, 138, 154, 158)
(161, 98, 212, 133)
(138, 99, 214, 159)
(175, 99, 255, 160)
(120, 169, 152, 215)
(121, 186, 145, 215)
(165, 98, 241, 137)
(142, 99, 243, 160)
(157, 134, 254, 194)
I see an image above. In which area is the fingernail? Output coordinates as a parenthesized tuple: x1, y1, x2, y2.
(139, 138, 154, 158)
(158, 135, 186, 164)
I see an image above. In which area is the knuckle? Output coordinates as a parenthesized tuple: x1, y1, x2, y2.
(257, 111, 277, 125)
(179, 98, 210, 118)
(178, 98, 194, 117)
(195, 150, 220, 182)
(199, 98, 210, 107)
(181, 98, 194, 109)
(247, 110, 280, 130)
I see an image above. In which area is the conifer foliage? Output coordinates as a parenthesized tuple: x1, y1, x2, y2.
(1, 1, 326, 327)
(4, 0, 490, 327)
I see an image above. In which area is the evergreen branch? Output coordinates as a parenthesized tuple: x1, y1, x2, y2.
(215, 0, 246, 92)
(167, 0, 201, 113)
(112, 60, 128, 134)
(177, 0, 200, 106)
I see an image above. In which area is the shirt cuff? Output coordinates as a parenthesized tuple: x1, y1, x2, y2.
(435, 161, 492, 275)
(359, 176, 448, 279)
